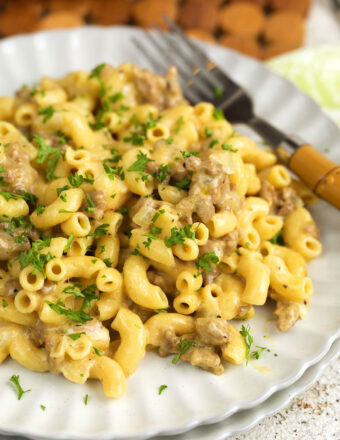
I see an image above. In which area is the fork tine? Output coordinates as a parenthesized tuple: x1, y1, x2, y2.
(140, 29, 209, 103)
(151, 25, 213, 101)
(163, 16, 240, 91)
(131, 37, 165, 73)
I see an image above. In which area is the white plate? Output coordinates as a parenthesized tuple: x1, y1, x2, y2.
(154, 336, 340, 440)
(2, 339, 339, 440)
(2, 340, 339, 440)
(0, 26, 339, 440)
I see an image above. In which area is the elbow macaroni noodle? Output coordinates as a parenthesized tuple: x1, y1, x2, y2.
(0, 63, 322, 398)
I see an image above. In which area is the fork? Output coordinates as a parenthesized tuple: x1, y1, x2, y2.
(132, 18, 340, 210)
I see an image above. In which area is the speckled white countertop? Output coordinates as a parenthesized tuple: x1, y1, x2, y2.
(228, 357, 340, 440)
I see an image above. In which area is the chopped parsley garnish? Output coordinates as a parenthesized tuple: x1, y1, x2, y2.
(221, 143, 238, 153)
(103, 147, 122, 164)
(175, 116, 184, 134)
(93, 346, 103, 356)
(63, 234, 74, 252)
(165, 137, 174, 144)
(34, 134, 62, 181)
(36, 204, 46, 215)
(214, 86, 224, 98)
(68, 172, 93, 187)
(19, 237, 54, 278)
(209, 139, 219, 149)
(103, 163, 125, 181)
(152, 208, 165, 223)
(164, 225, 196, 248)
(269, 229, 283, 245)
(84, 394, 89, 405)
(245, 241, 250, 249)
(143, 226, 162, 248)
(0, 164, 8, 186)
(40, 405, 46, 411)
(131, 248, 143, 257)
(205, 127, 213, 138)
(195, 252, 219, 274)
(153, 164, 171, 183)
(154, 308, 169, 314)
(143, 113, 162, 131)
(92, 224, 109, 237)
(38, 105, 55, 123)
(116, 207, 129, 216)
(85, 193, 95, 213)
(109, 91, 125, 103)
(2, 299, 8, 308)
(127, 150, 153, 182)
(1, 215, 33, 243)
(103, 258, 112, 267)
(158, 385, 168, 395)
(89, 114, 106, 131)
(123, 132, 145, 146)
(212, 108, 225, 120)
(0, 191, 38, 204)
(68, 332, 85, 341)
(52, 130, 70, 145)
(252, 346, 267, 360)
(173, 176, 192, 191)
(45, 299, 93, 324)
(172, 339, 195, 364)
(56, 186, 69, 199)
(240, 325, 253, 366)
(89, 63, 106, 97)
(180, 151, 199, 158)
(9, 375, 31, 400)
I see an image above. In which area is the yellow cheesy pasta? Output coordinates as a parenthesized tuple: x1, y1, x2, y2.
(0, 63, 322, 398)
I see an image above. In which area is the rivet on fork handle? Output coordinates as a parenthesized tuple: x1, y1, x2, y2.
(288, 144, 340, 209)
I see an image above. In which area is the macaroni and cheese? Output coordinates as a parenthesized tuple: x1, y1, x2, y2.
(0, 63, 322, 397)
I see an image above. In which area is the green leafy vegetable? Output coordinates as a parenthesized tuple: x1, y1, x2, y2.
(172, 339, 195, 364)
(214, 86, 224, 98)
(38, 105, 55, 123)
(93, 346, 103, 356)
(269, 229, 283, 245)
(212, 108, 225, 120)
(195, 252, 219, 274)
(89, 63, 106, 97)
(180, 151, 199, 158)
(209, 139, 219, 149)
(152, 209, 165, 223)
(221, 143, 238, 153)
(45, 299, 93, 324)
(175, 116, 184, 134)
(123, 132, 145, 146)
(164, 225, 197, 248)
(240, 325, 253, 366)
(19, 237, 54, 278)
(103, 163, 125, 181)
(172, 176, 192, 191)
(9, 375, 31, 400)
(205, 127, 213, 138)
(153, 164, 171, 183)
(85, 193, 95, 213)
(33, 134, 61, 181)
(158, 385, 168, 395)
(252, 345, 267, 360)
(68, 332, 85, 341)
(63, 234, 74, 252)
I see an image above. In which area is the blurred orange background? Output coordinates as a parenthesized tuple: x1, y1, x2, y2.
(0, 0, 311, 59)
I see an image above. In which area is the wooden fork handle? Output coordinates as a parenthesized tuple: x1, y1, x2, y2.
(289, 144, 340, 209)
